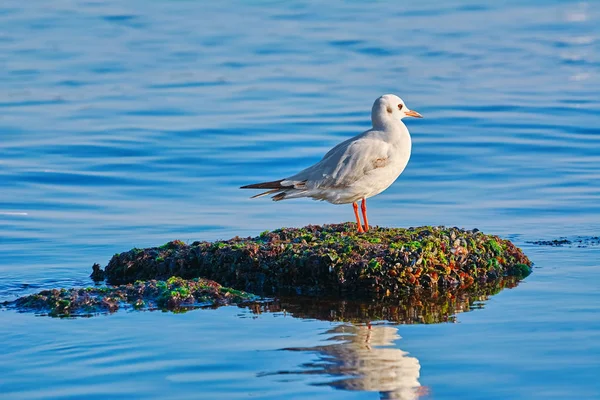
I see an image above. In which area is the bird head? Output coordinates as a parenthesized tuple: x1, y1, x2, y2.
(372, 94, 422, 127)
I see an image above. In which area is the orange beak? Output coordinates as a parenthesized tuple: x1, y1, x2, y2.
(405, 110, 423, 118)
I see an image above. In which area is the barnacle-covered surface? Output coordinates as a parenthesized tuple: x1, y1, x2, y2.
(96, 223, 532, 297)
(3, 277, 255, 317)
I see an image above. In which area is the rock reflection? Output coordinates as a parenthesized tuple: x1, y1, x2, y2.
(266, 324, 424, 400)
(256, 277, 523, 398)
(247, 276, 522, 324)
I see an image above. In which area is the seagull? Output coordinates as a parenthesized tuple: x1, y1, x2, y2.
(241, 94, 422, 233)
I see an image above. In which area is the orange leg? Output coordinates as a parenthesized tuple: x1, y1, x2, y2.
(361, 198, 369, 232)
(352, 202, 364, 233)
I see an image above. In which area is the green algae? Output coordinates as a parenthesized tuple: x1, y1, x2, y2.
(95, 223, 532, 298)
(3, 277, 256, 317)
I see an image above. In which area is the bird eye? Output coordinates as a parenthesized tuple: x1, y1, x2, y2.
(398, 104, 404, 110)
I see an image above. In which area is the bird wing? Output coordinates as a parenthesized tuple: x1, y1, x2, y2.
(283, 131, 392, 189)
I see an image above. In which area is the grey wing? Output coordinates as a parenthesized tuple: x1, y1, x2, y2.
(283, 135, 391, 189)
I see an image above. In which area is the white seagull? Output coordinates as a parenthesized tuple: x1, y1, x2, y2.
(241, 94, 422, 233)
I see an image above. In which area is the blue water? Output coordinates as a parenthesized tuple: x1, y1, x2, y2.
(1, 1, 599, 399)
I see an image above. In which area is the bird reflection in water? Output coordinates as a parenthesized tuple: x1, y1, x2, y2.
(266, 323, 428, 400)
(255, 277, 524, 397)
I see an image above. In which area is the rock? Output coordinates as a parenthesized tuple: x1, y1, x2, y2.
(2, 277, 256, 317)
(528, 236, 599, 247)
(90, 263, 105, 281)
(94, 223, 532, 298)
(3, 275, 523, 321)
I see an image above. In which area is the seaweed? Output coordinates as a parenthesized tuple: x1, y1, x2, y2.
(2, 277, 256, 317)
(94, 224, 532, 297)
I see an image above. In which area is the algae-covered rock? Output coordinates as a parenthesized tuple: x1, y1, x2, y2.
(95, 224, 531, 297)
(3, 277, 256, 317)
(4, 275, 522, 321)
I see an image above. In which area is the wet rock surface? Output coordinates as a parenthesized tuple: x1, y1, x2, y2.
(528, 236, 600, 247)
(95, 224, 532, 297)
(3, 277, 256, 317)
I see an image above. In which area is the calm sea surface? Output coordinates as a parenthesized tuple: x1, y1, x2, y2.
(1, 1, 599, 399)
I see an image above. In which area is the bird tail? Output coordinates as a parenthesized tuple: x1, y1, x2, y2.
(240, 179, 308, 201)
(250, 189, 280, 199)
(240, 179, 286, 190)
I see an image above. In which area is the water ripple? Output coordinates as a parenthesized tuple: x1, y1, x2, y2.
(1, 1, 599, 399)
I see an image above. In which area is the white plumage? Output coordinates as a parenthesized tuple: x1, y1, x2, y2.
(241, 94, 422, 232)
